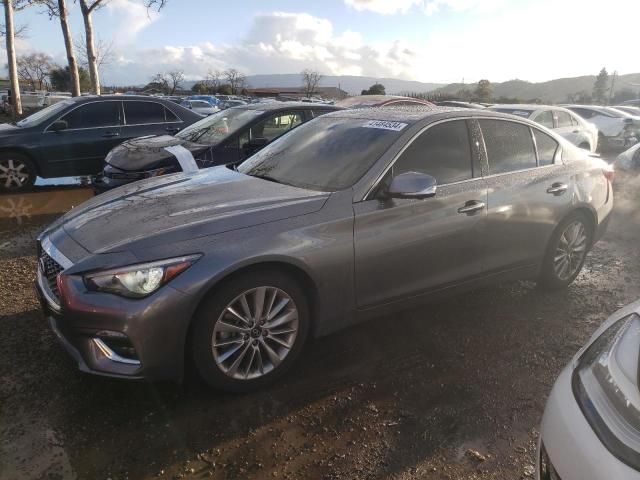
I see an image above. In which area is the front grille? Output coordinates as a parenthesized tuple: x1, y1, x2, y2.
(39, 250, 64, 301)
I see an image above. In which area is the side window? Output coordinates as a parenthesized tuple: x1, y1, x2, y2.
(250, 111, 304, 142)
(124, 101, 166, 125)
(533, 129, 558, 166)
(392, 120, 474, 185)
(556, 111, 573, 128)
(571, 108, 594, 119)
(59, 101, 120, 129)
(532, 110, 554, 129)
(164, 106, 179, 122)
(480, 119, 537, 174)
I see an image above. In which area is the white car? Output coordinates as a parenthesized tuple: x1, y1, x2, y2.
(488, 105, 598, 152)
(180, 99, 219, 116)
(615, 142, 640, 170)
(564, 105, 640, 150)
(538, 300, 640, 480)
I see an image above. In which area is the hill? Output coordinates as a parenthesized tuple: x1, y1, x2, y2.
(429, 73, 640, 103)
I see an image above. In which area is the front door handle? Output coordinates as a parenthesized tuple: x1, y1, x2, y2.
(546, 183, 568, 195)
(102, 132, 120, 138)
(458, 200, 485, 215)
(166, 127, 180, 134)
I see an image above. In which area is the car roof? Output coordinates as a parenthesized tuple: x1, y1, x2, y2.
(321, 105, 511, 125)
(229, 101, 341, 112)
(69, 94, 177, 103)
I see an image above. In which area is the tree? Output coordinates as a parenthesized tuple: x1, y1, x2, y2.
(149, 72, 169, 94)
(17, 52, 53, 90)
(78, 0, 105, 94)
(592, 68, 609, 104)
(167, 69, 184, 94)
(3, 0, 23, 117)
(74, 36, 113, 74)
(217, 83, 232, 95)
(191, 82, 208, 94)
(224, 68, 246, 95)
(474, 79, 492, 102)
(301, 69, 322, 98)
(49, 65, 90, 91)
(204, 69, 221, 93)
(361, 83, 385, 95)
(26, 0, 80, 96)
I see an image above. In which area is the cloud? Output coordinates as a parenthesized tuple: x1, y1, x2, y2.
(105, 0, 160, 45)
(344, 0, 423, 14)
(108, 12, 420, 85)
(344, 0, 498, 15)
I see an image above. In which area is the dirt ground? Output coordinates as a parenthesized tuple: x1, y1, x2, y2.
(1, 166, 639, 480)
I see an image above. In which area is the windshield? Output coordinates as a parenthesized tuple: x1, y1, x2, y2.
(238, 117, 405, 191)
(175, 107, 263, 145)
(15, 100, 74, 127)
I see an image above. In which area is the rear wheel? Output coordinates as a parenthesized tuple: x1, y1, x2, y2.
(0, 153, 36, 192)
(578, 142, 590, 150)
(191, 270, 310, 392)
(538, 212, 593, 289)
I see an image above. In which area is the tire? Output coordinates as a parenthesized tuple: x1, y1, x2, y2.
(578, 142, 590, 150)
(537, 212, 593, 290)
(191, 270, 310, 392)
(0, 153, 37, 192)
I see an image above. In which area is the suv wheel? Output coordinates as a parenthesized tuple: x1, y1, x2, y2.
(191, 270, 309, 392)
(0, 154, 36, 192)
(538, 212, 593, 289)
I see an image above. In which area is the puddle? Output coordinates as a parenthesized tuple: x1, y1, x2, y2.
(0, 187, 93, 227)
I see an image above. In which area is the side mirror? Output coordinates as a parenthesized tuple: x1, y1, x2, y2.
(387, 171, 437, 199)
(50, 120, 68, 132)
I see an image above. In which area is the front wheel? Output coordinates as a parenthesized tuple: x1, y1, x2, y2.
(191, 270, 310, 392)
(538, 212, 593, 290)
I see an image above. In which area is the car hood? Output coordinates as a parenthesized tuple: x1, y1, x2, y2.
(0, 123, 22, 134)
(106, 135, 210, 171)
(49, 167, 329, 254)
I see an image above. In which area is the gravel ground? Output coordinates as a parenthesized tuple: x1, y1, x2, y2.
(1, 167, 639, 480)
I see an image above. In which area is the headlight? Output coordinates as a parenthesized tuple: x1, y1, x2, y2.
(84, 255, 201, 298)
(572, 313, 640, 470)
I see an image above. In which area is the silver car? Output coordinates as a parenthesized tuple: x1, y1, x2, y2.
(36, 108, 614, 391)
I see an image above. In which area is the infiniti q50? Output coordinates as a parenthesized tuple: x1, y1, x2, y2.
(35, 108, 613, 391)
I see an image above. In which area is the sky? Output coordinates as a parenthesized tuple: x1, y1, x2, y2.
(4, 0, 640, 87)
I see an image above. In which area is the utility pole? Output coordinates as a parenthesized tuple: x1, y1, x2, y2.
(608, 70, 617, 105)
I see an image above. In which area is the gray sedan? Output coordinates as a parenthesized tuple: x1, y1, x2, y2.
(36, 108, 614, 391)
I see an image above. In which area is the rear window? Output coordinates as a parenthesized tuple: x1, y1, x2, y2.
(556, 111, 573, 128)
(124, 101, 167, 124)
(533, 129, 558, 166)
(238, 117, 405, 191)
(480, 119, 537, 174)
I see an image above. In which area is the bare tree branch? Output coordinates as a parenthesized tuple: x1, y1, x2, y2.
(301, 69, 322, 98)
(224, 68, 246, 95)
(74, 35, 113, 71)
(17, 52, 53, 90)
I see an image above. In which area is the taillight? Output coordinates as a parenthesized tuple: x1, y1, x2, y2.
(603, 166, 615, 182)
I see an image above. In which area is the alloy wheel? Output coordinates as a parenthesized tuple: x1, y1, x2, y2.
(553, 220, 588, 281)
(0, 158, 31, 190)
(212, 286, 299, 380)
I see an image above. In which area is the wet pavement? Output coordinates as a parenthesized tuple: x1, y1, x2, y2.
(1, 166, 639, 480)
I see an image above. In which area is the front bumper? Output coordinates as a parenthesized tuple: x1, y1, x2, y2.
(35, 264, 195, 382)
(537, 367, 640, 480)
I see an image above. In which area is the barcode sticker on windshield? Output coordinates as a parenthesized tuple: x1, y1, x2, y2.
(363, 120, 408, 131)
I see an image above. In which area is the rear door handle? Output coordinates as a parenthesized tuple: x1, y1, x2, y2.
(102, 132, 120, 138)
(457, 200, 485, 215)
(546, 183, 568, 195)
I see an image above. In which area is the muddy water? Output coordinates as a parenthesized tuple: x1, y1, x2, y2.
(1, 169, 639, 480)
